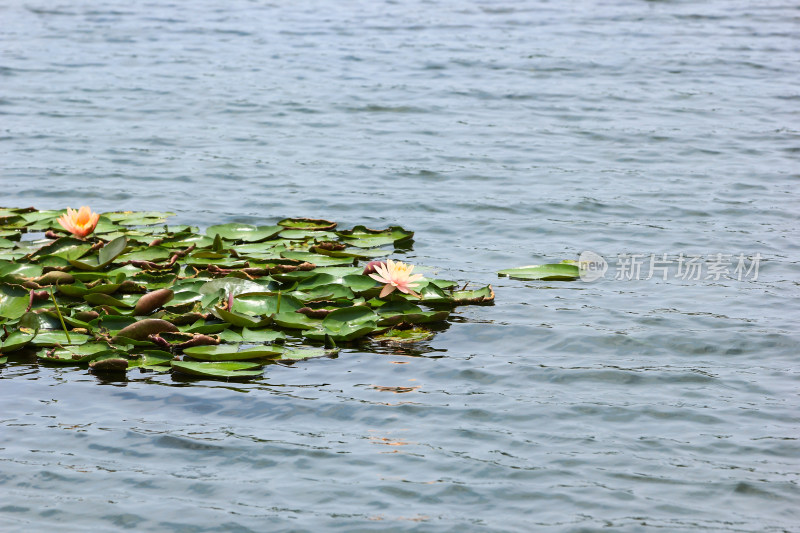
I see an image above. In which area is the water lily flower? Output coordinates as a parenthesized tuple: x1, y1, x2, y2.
(369, 259, 424, 298)
(57, 206, 100, 238)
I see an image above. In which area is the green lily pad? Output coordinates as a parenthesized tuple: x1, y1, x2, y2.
(30, 331, 92, 347)
(312, 247, 390, 260)
(0, 286, 30, 320)
(291, 283, 355, 302)
(304, 306, 380, 341)
(182, 344, 283, 361)
(272, 312, 322, 330)
(279, 347, 339, 361)
(68, 236, 128, 271)
(170, 360, 264, 378)
(199, 277, 268, 298)
(278, 229, 339, 241)
(128, 350, 174, 369)
(212, 306, 272, 328)
(241, 327, 286, 343)
(37, 343, 114, 363)
(280, 251, 354, 266)
(234, 292, 303, 316)
(1, 329, 37, 352)
(277, 218, 337, 231)
(104, 211, 176, 225)
(375, 301, 450, 326)
(451, 285, 495, 305)
(336, 225, 414, 248)
(29, 237, 92, 262)
(498, 264, 580, 281)
(0, 261, 43, 282)
(373, 327, 435, 343)
(206, 224, 283, 243)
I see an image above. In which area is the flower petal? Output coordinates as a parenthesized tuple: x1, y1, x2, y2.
(379, 284, 397, 298)
(369, 273, 390, 284)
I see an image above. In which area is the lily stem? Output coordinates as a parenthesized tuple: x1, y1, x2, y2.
(50, 285, 71, 344)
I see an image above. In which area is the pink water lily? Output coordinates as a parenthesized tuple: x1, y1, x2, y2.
(369, 259, 424, 298)
(57, 206, 100, 238)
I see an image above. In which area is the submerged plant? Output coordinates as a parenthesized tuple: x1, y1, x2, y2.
(57, 206, 100, 238)
(368, 259, 424, 298)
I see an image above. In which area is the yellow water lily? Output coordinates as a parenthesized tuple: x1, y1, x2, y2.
(57, 206, 100, 238)
(368, 259, 424, 298)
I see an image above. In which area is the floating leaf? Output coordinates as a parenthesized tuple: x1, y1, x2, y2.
(212, 306, 272, 328)
(451, 285, 495, 305)
(170, 360, 264, 378)
(373, 327, 434, 343)
(280, 251, 354, 266)
(336, 225, 414, 248)
(498, 264, 580, 281)
(278, 218, 337, 231)
(206, 224, 283, 242)
(312, 247, 390, 260)
(0, 261, 42, 282)
(304, 306, 380, 341)
(1, 329, 37, 352)
(240, 328, 286, 343)
(68, 236, 128, 271)
(198, 277, 267, 298)
(279, 347, 338, 361)
(272, 312, 321, 330)
(182, 344, 283, 361)
(375, 301, 450, 326)
(278, 229, 338, 241)
(0, 286, 29, 320)
(104, 211, 176, 225)
(89, 357, 129, 372)
(234, 292, 303, 316)
(29, 237, 92, 262)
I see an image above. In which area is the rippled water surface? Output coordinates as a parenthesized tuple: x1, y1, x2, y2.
(2, 0, 799, 531)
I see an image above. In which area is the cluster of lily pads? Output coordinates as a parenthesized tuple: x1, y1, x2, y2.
(0, 207, 494, 379)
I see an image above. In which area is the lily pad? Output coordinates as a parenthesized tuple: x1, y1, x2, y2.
(30, 331, 92, 347)
(68, 236, 128, 271)
(104, 211, 176, 225)
(182, 344, 283, 361)
(206, 224, 283, 243)
(279, 347, 339, 361)
(277, 218, 337, 231)
(0, 287, 30, 320)
(37, 344, 115, 363)
(498, 264, 580, 281)
(373, 327, 435, 343)
(304, 306, 380, 341)
(1, 329, 37, 352)
(241, 327, 286, 343)
(451, 285, 495, 305)
(170, 360, 264, 378)
(336, 225, 414, 248)
(212, 306, 272, 328)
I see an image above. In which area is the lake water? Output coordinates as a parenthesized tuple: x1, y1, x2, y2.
(2, 0, 799, 531)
